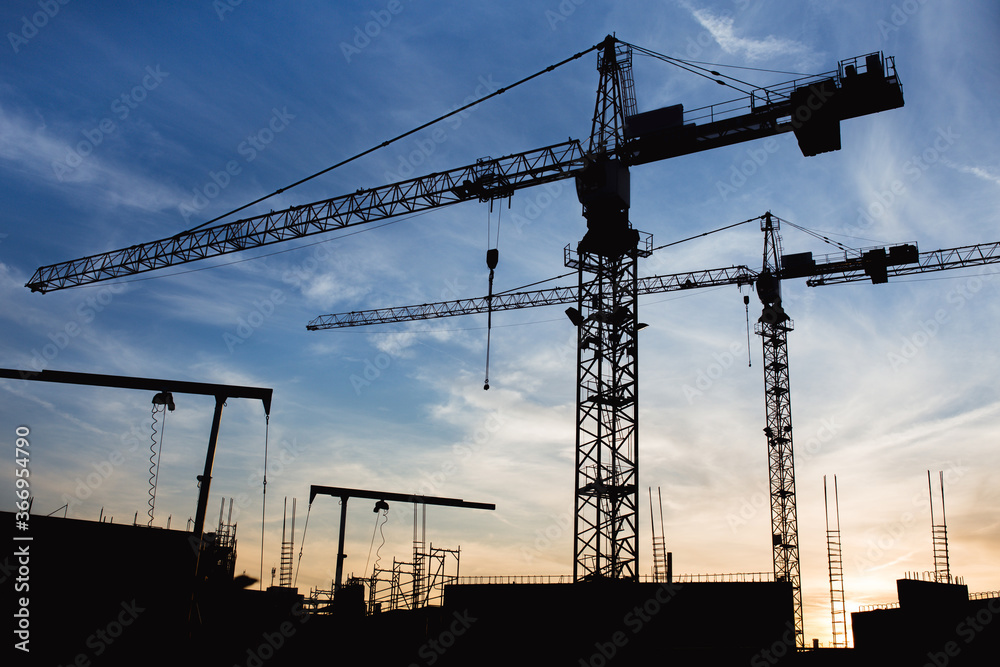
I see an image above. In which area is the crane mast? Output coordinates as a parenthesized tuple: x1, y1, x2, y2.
(755, 212, 803, 647)
(570, 38, 646, 581)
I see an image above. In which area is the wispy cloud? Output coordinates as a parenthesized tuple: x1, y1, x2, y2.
(680, 1, 813, 63)
(0, 106, 181, 212)
(942, 159, 1000, 187)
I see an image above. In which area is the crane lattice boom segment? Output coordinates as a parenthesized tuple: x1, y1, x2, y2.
(306, 265, 756, 329)
(305, 239, 1000, 330)
(26, 140, 587, 293)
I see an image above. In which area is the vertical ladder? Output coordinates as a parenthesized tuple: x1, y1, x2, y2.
(279, 497, 295, 588)
(649, 487, 669, 582)
(412, 503, 426, 608)
(929, 471, 951, 584)
(651, 537, 668, 582)
(825, 475, 847, 648)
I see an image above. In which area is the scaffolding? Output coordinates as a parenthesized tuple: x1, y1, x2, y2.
(197, 497, 238, 584)
(301, 497, 464, 616)
(303, 582, 334, 615)
(365, 544, 461, 615)
(412, 502, 425, 608)
(214, 497, 238, 562)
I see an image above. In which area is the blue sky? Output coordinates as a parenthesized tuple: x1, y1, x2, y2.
(2, 0, 999, 646)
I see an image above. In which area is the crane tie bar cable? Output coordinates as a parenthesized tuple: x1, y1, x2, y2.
(650, 216, 760, 253)
(180, 41, 604, 236)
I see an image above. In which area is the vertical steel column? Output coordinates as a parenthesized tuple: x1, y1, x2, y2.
(335, 496, 349, 594)
(193, 394, 226, 541)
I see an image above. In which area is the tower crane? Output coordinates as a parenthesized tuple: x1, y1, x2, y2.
(308, 223, 998, 647)
(26, 36, 908, 645)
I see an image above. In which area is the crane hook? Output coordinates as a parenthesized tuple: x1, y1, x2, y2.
(484, 249, 499, 390)
(744, 294, 752, 367)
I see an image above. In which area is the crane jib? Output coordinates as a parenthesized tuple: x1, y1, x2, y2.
(26, 140, 587, 293)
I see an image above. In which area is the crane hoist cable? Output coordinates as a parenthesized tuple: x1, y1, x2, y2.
(147, 403, 165, 527)
(744, 294, 752, 367)
(365, 502, 390, 577)
(484, 196, 507, 390)
(147, 391, 175, 527)
(260, 413, 269, 591)
(669, 57, 815, 78)
(494, 269, 576, 296)
(293, 499, 311, 588)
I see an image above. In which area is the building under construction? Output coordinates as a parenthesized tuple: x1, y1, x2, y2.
(5, 507, 998, 666)
(8, 34, 999, 667)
